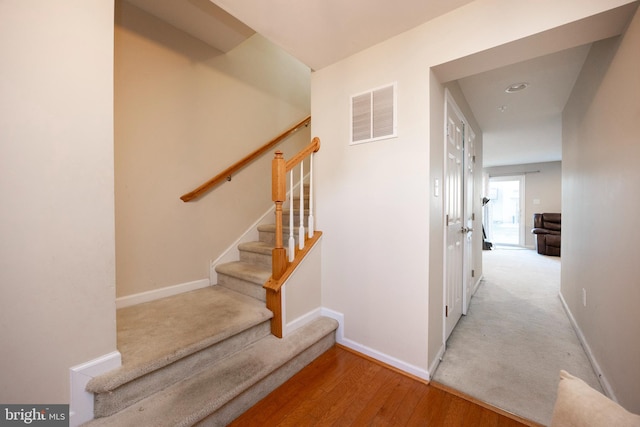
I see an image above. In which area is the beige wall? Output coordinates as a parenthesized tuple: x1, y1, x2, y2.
(311, 0, 636, 378)
(484, 161, 562, 248)
(562, 6, 640, 412)
(115, 2, 311, 297)
(0, 1, 116, 403)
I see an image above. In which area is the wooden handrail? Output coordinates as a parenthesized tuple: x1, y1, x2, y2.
(264, 231, 323, 293)
(286, 137, 320, 172)
(264, 137, 321, 338)
(270, 137, 320, 282)
(180, 115, 311, 202)
(264, 231, 322, 338)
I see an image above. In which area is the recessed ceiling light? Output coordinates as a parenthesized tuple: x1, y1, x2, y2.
(505, 82, 529, 93)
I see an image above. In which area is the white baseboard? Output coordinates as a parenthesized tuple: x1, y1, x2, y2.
(285, 308, 322, 336)
(472, 275, 484, 296)
(69, 351, 122, 427)
(320, 308, 429, 381)
(320, 307, 345, 342)
(558, 291, 617, 401)
(339, 337, 430, 381)
(209, 206, 276, 284)
(429, 343, 446, 380)
(208, 180, 310, 284)
(117, 205, 278, 309)
(116, 279, 210, 309)
(284, 307, 344, 340)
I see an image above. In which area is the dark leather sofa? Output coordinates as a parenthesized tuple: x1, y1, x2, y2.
(532, 213, 561, 256)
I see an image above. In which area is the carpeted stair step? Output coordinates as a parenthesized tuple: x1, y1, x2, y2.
(86, 287, 273, 418)
(257, 223, 309, 247)
(288, 195, 310, 210)
(237, 241, 273, 269)
(215, 261, 270, 301)
(84, 317, 339, 427)
(281, 208, 310, 227)
(289, 183, 310, 200)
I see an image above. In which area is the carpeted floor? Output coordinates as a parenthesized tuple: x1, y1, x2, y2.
(432, 247, 602, 426)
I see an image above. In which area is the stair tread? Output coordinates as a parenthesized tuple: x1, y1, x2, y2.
(85, 317, 339, 427)
(215, 261, 271, 283)
(282, 208, 310, 214)
(258, 223, 305, 233)
(87, 286, 272, 393)
(282, 204, 310, 210)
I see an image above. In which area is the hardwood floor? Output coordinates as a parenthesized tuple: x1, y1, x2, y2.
(229, 345, 538, 426)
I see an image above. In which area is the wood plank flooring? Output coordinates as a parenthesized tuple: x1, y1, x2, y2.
(229, 345, 538, 427)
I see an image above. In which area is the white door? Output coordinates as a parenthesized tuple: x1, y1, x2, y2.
(462, 128, 475, 315)
(444, 93, 464, 340)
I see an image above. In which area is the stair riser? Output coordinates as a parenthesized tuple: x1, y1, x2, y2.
(218, 274, 266, 302)
(85, 318, 338, 426)
(93, 321, 272, 418)
(239, 250, 272, 269)
(290, 197, 309, 210)
(259, 229, 306, 247)
(194, 331, 336, 427)
(280, 212, 310, 227)
(259, 230, 276, 246)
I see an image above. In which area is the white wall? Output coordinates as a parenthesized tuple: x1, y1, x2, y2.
(311, 0, 636, 377)
(115, 1, 311, 297)
(0, 1, 117, 403)
(313, 49, 432, 375)
(562, 6, 640, 412)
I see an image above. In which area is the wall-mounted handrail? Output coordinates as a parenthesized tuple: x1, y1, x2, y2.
(265, 136, 321, 338)
(180, 115, 311, 202)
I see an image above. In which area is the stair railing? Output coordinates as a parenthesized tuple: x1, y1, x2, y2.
(180, 115, 311, 202)
(264, 137, 322, 337)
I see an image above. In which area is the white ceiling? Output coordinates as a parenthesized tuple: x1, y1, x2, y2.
(210, 0, 477, 71)
(123, 0, 637, 168)
(458, 44, 592, 167)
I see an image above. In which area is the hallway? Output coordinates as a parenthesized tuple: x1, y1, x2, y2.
(432, 248, 601, 425)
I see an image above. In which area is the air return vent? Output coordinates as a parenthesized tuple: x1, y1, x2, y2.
(350, 83, 397, 145)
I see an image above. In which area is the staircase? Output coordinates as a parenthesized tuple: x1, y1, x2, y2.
(84, 203, 336, 426)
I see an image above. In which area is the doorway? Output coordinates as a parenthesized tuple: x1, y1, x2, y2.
(485, 175, 525, 247)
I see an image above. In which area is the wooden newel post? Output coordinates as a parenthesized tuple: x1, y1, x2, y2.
(265, 139, 321, 339)
(272, 151, 288, 280)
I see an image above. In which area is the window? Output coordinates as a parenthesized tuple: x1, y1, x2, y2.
(350, 83, 397, 145)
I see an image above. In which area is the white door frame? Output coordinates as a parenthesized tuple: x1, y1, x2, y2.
(462, 126, 475, 315)
(443, 89, 475, 341)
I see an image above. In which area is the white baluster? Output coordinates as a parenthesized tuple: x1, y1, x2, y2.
(308, 153, 314, 238)
(298, 161, 305, 250)
(288, 169, 295, 262)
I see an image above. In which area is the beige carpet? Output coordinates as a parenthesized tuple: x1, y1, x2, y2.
(88, 286, 273, 393)
(433, 248, 602, 426)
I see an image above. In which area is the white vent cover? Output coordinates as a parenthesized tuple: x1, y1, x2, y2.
(350, 83, 397, 145)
